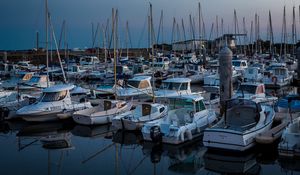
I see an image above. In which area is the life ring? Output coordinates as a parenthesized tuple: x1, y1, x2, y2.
(272, 76, 277, 84)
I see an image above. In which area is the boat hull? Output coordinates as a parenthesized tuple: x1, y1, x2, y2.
(203, 121, 273, 152)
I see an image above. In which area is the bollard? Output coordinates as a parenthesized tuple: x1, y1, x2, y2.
(219, 46, 233, 115)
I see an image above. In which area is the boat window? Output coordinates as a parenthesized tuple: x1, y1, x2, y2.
(72, 66, 78, 72)
(127, 80, 140, 88)
(22, 74, 33, 81)
(41, 90, 67, 102)
(139, 80, 150, 89)
(0, 64, 5, 71)
(159, 107, 165, 113)
(274, 69, 286, 75)
(8, 65, 14, 71)
(241, 62, 247, 67)
(237, 85, 257, 94)
(232, 61, 241, 67)
(166, 82, 181, 90)
(29, 76, 41, 83)
(169, 99, 194, 110)
(180, 83, 188, 90)
(195, 100, 206, 112)
(116, 66, 123, 74)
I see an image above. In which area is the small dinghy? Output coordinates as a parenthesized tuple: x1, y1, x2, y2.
(112, 103, 167, 131)
(72, 99, 132, 125)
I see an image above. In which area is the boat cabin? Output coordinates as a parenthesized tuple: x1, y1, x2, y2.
(234, 83, 266, 99)
(244, 67, 263, 82)
(126, 76, 152, 89)
(168, 94, 206, 112)
(160, 78, 191, 92)
(40, 84, 74, 104)
(79, 56, 100, 66)
(232, 60, 248, 73)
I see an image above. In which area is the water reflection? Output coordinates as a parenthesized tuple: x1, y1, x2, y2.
(72, 124, 113, 138)
(143, 139, 206, 174)
(0, 119, 300, 175)
(278, 157, 300, 174)
(204, 150, 260, 175)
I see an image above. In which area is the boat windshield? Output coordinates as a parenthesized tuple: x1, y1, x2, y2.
(232, 61, 241, 67)
(127, 80, 140, 88)
(237, 85, 257, 94)
(161, 82, 181, 90)
(41, 90, 67, 102)
(195, 100, 206, 112)
(169, 98, 194, 110)
(29, 76, 41, 83)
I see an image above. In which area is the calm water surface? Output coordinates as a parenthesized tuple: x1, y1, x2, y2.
(0, 119, 299, 175)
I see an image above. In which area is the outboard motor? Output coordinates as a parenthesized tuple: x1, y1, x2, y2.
(0, 107, 9, 121)
(150, 126, 162, 143)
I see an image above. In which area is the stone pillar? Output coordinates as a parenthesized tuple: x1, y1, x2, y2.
(219, 46, 233, 115)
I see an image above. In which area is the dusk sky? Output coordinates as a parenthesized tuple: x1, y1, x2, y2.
(0, 0, 299, 50)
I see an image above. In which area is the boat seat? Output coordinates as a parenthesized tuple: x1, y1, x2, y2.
(104, 100, 112, 111)
(226, 106, 258, 129)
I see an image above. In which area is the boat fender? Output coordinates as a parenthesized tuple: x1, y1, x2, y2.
(150, 126, 162, 143)
(180, 128, 193, 141)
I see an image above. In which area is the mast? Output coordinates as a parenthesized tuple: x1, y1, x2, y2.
(250, 20, 253, 55)
(45, 0, 49, 87)
(150, 3, 154, 61)
(126, 21, 129, 58)
(171, 17, 176, 54)
(112, 8, 117, 86)
(269, 10, 274, 55)
(242, 17, 247, 56)
(182, 19, 187, 51)
(292, 6, 297, 55)
(198, 2, 202, 40)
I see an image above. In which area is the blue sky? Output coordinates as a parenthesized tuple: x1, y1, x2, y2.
(0, 0, 299, 50)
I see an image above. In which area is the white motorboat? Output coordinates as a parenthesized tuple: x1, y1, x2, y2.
(112, 103, 167, 131)
(278, 117, 300, 157)
(184, 64, 208, 84)
(142, 94, 217, 144)
(262, 67, 293, 89)
(232, 82, 277, 104)
(154, 77, 192, 98)
(65, 64, 86, 79)
(204, 70, 241, 88)
(232, 59, 248, 75)
(0, 92, 37, 120)
(16, 84, 92, 122)
(1, 71, 34, 90)
(72, 100, 132, 125)
(244, 67, 263, 82)
(116, 76, 153, 98)
(18, 74, 54, 90)
(203, 98, 275, 152)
